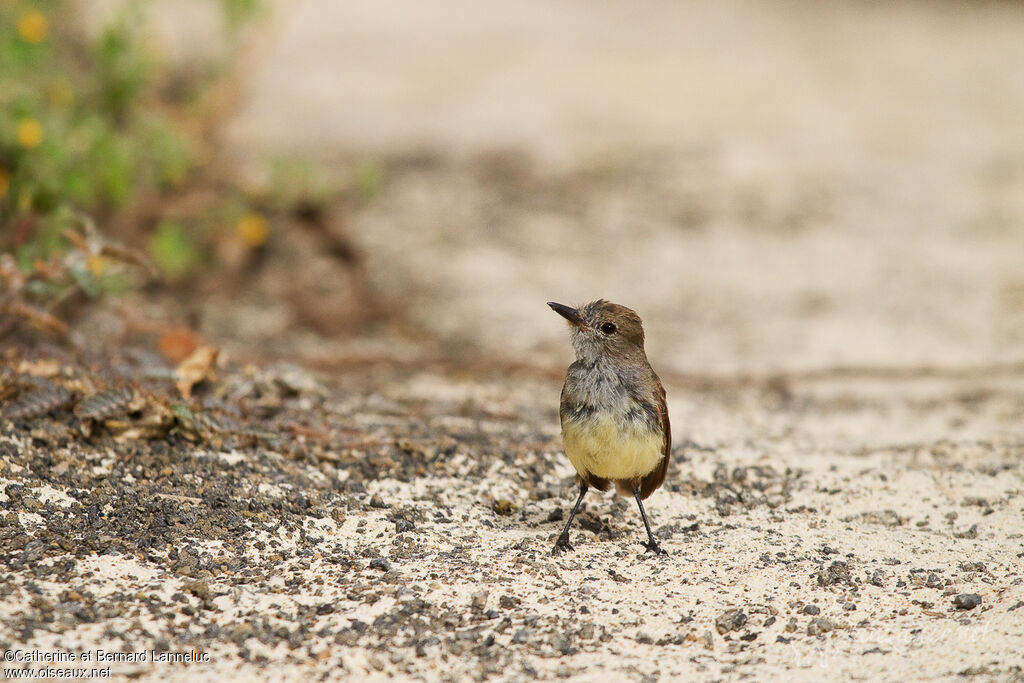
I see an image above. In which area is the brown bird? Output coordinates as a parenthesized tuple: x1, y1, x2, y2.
(548, 300, 670, 555)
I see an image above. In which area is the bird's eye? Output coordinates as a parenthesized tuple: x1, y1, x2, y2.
(601, 322, 617, 334)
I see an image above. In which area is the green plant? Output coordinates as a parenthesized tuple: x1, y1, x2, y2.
(0, 0, 262, 283)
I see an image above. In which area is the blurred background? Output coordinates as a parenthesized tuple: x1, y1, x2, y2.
(4, 0, 1024, 376)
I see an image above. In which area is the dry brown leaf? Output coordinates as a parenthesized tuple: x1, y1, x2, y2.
(7, 301, 69, 335)
(99, 243, 159, 278)
(175, 345, 219, 399)
(158, 327, 201, 363)
(61, 228, 90, 252)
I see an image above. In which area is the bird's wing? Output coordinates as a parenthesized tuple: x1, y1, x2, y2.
(638, 377, 670, 500)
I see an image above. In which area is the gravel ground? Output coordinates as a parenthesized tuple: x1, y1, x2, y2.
(1, 349, 1022, 681)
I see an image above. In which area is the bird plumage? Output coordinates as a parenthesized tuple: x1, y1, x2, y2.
(548, 299, 670, 554)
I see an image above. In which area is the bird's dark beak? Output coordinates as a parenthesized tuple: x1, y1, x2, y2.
(548, 302, 586, 328)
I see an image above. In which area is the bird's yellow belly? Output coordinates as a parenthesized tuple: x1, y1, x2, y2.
(561, 413, 663, 482)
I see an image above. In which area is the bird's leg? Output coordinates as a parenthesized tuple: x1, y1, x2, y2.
(633, 487, 666, 555)
(552, 483, 588, 555)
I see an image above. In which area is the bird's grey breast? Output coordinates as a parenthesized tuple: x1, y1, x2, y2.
(562, 358, 660, 432)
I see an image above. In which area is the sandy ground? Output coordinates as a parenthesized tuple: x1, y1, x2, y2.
(227, 0, 1024, 374)
(3, 0, 1024, 681)
(1, 359, 1022, 681)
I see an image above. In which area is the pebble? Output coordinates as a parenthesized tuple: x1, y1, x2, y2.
(369, 557, 391, 572)
(953, 524, 978, 539)
(802, 604, 820, 615)
(807, 617, 837, 636)
(492, 499, 518, 516)
(953, 593, 982, 610)
(818, 561, 851, 586)
(183, 580, 212, 600)
(470, 589, 489, 612)
(715, 609, 747, 634)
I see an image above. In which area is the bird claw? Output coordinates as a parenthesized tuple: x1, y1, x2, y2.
(642, 538, 667, 555)
(552, 535, 574, 555)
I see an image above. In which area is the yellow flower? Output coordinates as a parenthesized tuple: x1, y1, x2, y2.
(236, 212, 269, 247)
(86, 254, 108, 278)
(18, 10, 48, 44)
(17, 119, 44, 149)
(0, 168, 10, 198)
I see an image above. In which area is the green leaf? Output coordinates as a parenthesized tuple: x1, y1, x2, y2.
(148, 221, 197, 279)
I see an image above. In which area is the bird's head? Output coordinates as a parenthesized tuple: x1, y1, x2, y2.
(548, 299, 646, 364)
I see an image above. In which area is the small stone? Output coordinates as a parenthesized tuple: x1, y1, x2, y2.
(369, 557, 391, 572)
(818, 561, 851, 586)
(860, 509, 904, 527)
(870, 569, 885, 587)
(470, 589, 489, 612)
(232, 622, 254, 642)
(183, 580, 212, 600)
(492, 499, 518, 516)
(498, 595, 520, 609)
(546, 507, 564, 522)
(953, 593, 982, 610)
(802, 604, 820, 615)
(925, 572, 943, 588)
(807, 617, 837, 636)
(369, 494, 388, 509)
(512, 629, 531, 644)
(953, 524, 978, 539)
(551, 636, 575, 656)
(271, 363, 321, 395)
(715, 609, 747, 634)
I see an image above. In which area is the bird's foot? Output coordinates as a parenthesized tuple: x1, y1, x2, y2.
(552, 534, 574, 555)
(642, 538, 667, 555)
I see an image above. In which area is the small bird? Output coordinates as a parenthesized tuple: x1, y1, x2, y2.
(548, 300, 670, 555)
